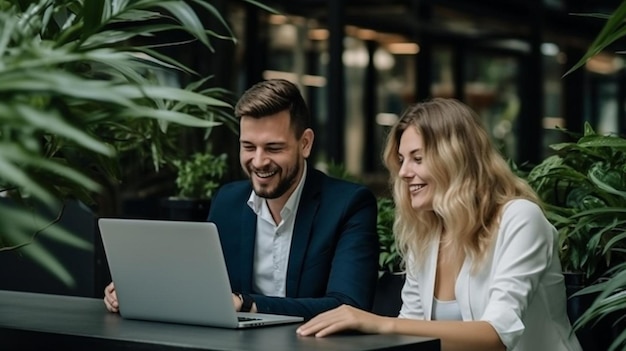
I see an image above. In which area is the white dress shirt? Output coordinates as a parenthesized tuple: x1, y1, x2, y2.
(247, 163, 307, 297)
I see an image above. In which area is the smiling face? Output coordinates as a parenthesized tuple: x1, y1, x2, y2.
(239, 110, 313, 204)
(398, 126, 433, 211)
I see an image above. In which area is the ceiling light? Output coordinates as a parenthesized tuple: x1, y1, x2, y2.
(387, 43, 419, 55)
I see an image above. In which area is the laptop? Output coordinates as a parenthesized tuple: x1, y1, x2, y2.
(98, 218, 304, 328)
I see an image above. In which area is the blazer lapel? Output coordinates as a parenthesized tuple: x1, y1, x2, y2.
(422, 241, 438, 320)
(239, 196, 257, 293)
(285, 166, 321, 296)
(456, 255, 473, 321)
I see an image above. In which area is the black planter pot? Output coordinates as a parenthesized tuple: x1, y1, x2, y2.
(159, 198, 211, 222)
(564, 272, 625, 351)
(372, 271, 405, 317)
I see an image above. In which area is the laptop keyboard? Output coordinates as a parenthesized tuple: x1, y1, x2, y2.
(238, 316, 262, 322)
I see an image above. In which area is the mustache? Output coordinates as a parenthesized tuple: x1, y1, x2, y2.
(248, 165, 279, 173)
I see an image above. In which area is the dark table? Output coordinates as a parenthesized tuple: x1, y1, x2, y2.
(0, 290, 440, 350)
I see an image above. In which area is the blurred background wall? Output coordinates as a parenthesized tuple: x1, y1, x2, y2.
(195, 0, 625, 194)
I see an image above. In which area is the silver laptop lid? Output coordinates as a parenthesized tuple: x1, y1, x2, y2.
(99, 218, 303, 328)
(99, 218, 243, 328)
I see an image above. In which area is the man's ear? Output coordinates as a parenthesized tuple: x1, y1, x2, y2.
(300, 128, 314, 158)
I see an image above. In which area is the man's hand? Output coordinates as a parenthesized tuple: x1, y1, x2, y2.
(103, 282, 119, 313)
(232, 293, 243, 311)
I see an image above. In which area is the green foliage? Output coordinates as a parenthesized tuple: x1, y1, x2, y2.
(524, 123, 626, 351)
(0, 0, 245, 285)
(173, 152, 227, 200)
(561, 4, 626, 347)
(377, 197, 402, 273)
(526, 122, 626, 281)
(325, 160, 361, 183)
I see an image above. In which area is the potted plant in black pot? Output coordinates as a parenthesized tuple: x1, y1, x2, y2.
(160, 151, 228, 221)
(549, 3, 626, 349)
(372, 196, 405, 317)
(523, 122, 626, 351)
(564, 4, 626, 348)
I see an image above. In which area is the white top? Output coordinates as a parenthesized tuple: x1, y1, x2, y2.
(398, 199, 583, 351)
(247, 163, 307, 297)
(432, 298, 462, 321)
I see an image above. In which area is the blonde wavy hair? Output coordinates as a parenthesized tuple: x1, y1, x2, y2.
(383, 98, 540, 271)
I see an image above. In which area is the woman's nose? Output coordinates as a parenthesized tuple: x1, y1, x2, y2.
(398, 161, 412, 180)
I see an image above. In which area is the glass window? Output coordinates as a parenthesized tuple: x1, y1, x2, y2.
(464, 53, 520, 161)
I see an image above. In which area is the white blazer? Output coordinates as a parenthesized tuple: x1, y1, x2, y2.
(399, 199, 582, 350)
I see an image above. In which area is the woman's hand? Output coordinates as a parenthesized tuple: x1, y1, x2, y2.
(296, 304, 390, 337)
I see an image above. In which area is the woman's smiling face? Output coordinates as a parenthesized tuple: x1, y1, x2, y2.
(397, 126, 433, 211)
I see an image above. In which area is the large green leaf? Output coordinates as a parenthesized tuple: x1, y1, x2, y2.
(11, 104, 114, 156)
(112, 85, 232, 108)
(564, 1, 626, 77)
(241, 0, 279, 15)
(155, 1, 213, 49)
(579, 136, 626, 149)
(0, 71, 135, 107)
(0, 201, 93, 288)
(121, 107, 223, 127)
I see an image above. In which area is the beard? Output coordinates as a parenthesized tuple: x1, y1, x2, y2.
(248, 160, 301, 199)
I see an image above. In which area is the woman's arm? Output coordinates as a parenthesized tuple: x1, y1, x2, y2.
(385, 316, 504, 351)
(296, 305, 505, 351)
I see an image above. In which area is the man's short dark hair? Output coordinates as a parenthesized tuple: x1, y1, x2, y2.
(235, 79, 311, 138)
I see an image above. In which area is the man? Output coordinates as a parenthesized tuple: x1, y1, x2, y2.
(104, 79, 379, 321)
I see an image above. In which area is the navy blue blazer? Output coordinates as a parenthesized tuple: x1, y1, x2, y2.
(207, 166, 379, 320)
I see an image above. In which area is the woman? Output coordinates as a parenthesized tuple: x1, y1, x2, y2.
(297, 98, 582, 351)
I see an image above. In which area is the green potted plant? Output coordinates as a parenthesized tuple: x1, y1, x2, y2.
(372, 195, 406, 316)
(554, 3, 626, 349)
(0, 0, 270, 286)
(161, 151, 228, 221)
(523, 122, 626, 350)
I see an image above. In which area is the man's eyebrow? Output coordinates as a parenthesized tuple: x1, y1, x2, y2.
(239, 140, 287, 147)
(266, 142, 287, 147)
